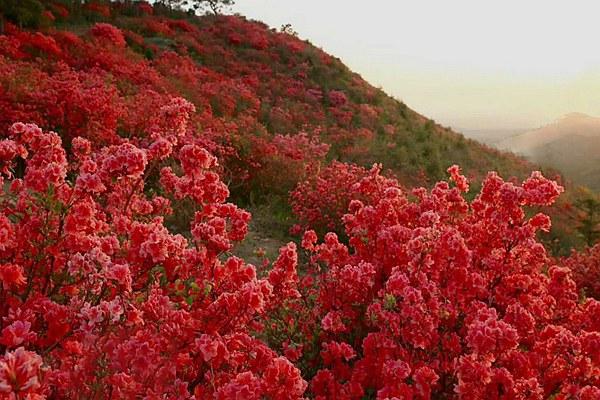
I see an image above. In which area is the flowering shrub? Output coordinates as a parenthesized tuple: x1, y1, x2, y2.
(328, 90, 348, 107)
(254, 132, 329, 190)
(563, 244, 600, 299)
(82, 2, 111, 18)
(2, 119, 598, 398)
(0, 121, 306, 398)
(90, 23, 126, 48)
(290, 161, 399, 235)
(230, 132, 330, 200)
(279, 166, 600, 398)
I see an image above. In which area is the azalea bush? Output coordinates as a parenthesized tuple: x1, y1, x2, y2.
(284, 165, 600, 399)
(0, 120, 306, 399)
(1, 120, 599, 398)
(230, 131, 330, 203)
(563, 244, 600, 300)
(290, 161, 399, 236)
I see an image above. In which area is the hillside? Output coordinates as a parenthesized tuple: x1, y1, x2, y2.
(1, 2, 600, 399)
(0, 5, 533, 190)
(496, 113, 600, 190)
(0, 3, 587, 254)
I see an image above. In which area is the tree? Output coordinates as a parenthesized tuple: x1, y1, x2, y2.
(151, 0, 234, 14)
(281, 23, 298, 36)
(185, 0, 235, 14)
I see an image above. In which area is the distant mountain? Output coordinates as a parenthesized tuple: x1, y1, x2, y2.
(460, 128, 529, 146)
(496, 113, 600, 190)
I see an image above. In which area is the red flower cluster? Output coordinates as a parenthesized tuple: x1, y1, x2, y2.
(90, 23, 127, 48)
(276, 165, 599, 398)
(290, 161, 399, 235)
(563, 244, 600, 300)
(0, 120, 306, 398)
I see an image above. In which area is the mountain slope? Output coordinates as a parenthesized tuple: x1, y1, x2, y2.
(0, 2, 583, 255)
(0, 7, 534, 191)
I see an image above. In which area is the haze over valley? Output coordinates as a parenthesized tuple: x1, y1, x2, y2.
(466, 112, 600, 190)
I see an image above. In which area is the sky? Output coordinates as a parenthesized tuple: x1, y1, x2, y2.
(233, 0, 600, 131)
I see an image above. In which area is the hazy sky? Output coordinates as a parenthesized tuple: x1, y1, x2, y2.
(233, 0, 600, 130)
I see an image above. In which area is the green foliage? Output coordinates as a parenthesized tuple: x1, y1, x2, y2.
(575, 189, 600, 246)
(0, 0, 44, 28)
